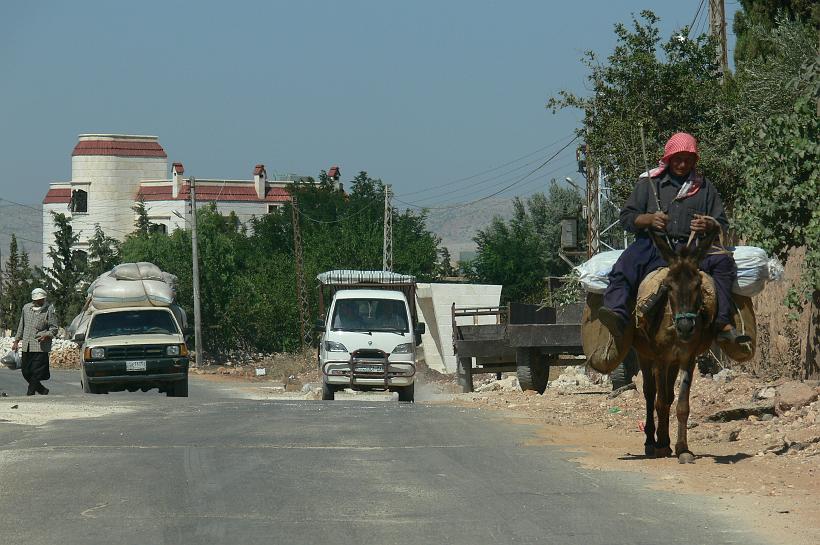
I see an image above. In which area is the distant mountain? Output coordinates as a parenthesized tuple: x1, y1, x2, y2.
(418, 198, 515, 261)
(0, 203, 43, 268)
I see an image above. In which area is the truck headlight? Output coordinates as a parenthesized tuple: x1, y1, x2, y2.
(391, 343, 413, 354)
(324, 341, 348, 352)
(90, 347, 105, 360)
(166, 345, 181, 356)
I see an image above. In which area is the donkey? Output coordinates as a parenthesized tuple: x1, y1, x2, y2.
(631, 229, 720, 464)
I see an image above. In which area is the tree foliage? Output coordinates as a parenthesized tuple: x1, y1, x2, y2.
(547, 11, 734, 203)
(471, 183, 584, 303)
(42, 212, 88, 323)
(1, 235, 35, 331)
(733, 0, 820, 63)
(87, 224, 121, 280)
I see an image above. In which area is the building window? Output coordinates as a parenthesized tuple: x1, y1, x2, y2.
(267, 204, 282, 214)
(69, 189, 88, 213)
(73, 249, 88, 268)
(149, 223, 168, 235)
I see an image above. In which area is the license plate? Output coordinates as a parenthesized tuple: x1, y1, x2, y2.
(355, 366, 383, 373)
(126, 360, 147, 372)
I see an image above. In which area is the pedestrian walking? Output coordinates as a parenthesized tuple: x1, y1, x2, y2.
(12, 288, 58, 395)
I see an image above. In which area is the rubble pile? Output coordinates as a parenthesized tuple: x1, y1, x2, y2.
(0, 337, 80, 369)
(458, 366, 820, 461)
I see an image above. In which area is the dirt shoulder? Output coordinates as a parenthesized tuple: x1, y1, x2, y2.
(447, 369, 819, 545)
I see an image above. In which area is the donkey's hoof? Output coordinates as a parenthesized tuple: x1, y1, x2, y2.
(678, 451, 695, 464)
(655, 446, 673, 458)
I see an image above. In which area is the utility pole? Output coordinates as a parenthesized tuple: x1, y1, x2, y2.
(709, 0, 729, 79)
(291, 197, 311, 349)
(189, 176, 203, 366)
(382, 184, 393, 272)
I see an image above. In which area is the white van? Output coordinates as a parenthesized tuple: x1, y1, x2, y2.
(316, 271, 425, 402)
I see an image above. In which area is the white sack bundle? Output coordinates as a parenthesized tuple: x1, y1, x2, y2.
(732, 246, 785, 297)
(92, 279, 174, 309)
(110, 262, 164, 282)
(574, 250, 624, 294)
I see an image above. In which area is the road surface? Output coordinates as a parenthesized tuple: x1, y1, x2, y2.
(0, 371, 769, 545)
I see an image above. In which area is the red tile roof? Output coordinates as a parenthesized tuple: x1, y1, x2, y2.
(172, 162, 184, 174)
(137, 183, 292, 203)
(254, 164, 266, 176)
(43, 188, 72, 204)
(328, 165, 340, 178)
(72, 140, 167, 158)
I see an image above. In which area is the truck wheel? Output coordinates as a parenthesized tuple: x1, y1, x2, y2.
(168, 379, 189, 398)
(321, 382, 335, 400)
(516, 348, 548, 394)
(610, 349, 639, 391)
(81, 369, 99, 394)
(457, 357, 474, 393)
(397, 383, 415, 402)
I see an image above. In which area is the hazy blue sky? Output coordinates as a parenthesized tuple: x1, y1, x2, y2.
(1, 0, 737, 208)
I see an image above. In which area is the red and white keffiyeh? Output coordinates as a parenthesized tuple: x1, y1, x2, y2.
(641, 132, 704, 200)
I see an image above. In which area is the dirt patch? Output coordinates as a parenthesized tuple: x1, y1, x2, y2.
(452, 369, 820, 545)
(0, 399, 135, 427)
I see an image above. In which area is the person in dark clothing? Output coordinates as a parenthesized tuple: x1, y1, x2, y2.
(12, 288, 59, 395)
(598, 132, 748, 345)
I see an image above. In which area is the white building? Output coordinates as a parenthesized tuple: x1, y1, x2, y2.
(42, 134, 332, 268)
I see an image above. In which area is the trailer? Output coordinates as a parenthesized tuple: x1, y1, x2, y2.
(453, 302, 584, 393)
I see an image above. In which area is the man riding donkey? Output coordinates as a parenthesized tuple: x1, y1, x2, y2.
(585, 131, 753, 463)
(597, 132, 749, 347)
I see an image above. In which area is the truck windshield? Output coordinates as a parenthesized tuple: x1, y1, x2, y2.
(88, 310, 180, 339)
(331, 299, 409, 333)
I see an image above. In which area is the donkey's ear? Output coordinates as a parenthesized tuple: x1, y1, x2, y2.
(691, 228, 719, 263)
(649, 230, 676, 263)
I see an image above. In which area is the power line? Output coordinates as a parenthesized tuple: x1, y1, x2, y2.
(396, 135, 580, 211)
(397, 133, 577, 199)
(295, 200, 376, 224)
(404, 148, 576, 205)
(687, 0, 707, 38)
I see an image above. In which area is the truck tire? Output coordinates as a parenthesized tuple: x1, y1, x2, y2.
(321, 382, 335, 400)
(397, 383, 414, 402)
(81, 369, 100, 394)
(168, 379, 189, 398)
(457, 357, 474, 393)
(516, 348, 548, 394)
(611, 349, 639, 390)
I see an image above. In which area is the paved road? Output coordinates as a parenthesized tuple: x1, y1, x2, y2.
(0, 371, 768, 545)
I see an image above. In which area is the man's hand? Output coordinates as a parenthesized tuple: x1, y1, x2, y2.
(636, 211, 668, 231)
(690, 214, 718, 234)
(11, 340, 19, 352)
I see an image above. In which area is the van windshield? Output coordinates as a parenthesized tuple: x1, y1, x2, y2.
(331, 298, 409, 333)
(89, 310, 180, 339)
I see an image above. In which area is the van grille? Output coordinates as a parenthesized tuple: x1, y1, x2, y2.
(105, 345, 166, 359)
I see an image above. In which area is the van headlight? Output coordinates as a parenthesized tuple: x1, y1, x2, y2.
(324, 341, 348, 352)
(90, 347, 105, 360)
(391, 343, 413, 354)
(166, 345, 181, 356)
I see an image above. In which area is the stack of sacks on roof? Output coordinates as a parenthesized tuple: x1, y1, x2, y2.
(67, 262, 185, 340)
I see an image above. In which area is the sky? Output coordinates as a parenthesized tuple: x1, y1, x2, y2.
(0, 0, 738, 209)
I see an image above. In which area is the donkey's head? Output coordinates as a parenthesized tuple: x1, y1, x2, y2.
(649, 230, 718, 343)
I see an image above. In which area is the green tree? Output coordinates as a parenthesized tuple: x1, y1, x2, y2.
(87, 224, 121, 280)
(42, 212, 88, 324)
(1, 235, 35, 331)
(471, 184, 584, 303)
(547, 11, 736, 204)
(132, 196, 151, 235)
(733, 0, 819, 63)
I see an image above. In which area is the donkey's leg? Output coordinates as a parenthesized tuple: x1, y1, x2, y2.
(675, 360, 697, 463)
(654, 365, 677, 458)
(641, 361, 657, 457)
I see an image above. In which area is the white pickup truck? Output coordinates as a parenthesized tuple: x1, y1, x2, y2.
(315, 270, 425, 402)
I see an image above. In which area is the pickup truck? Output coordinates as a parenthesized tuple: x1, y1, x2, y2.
(315, 270, 425, 402)
(75, 306, 189, 397)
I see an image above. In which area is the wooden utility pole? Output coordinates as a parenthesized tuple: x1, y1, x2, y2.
(709, 0, 730, 79)
(382, 185, 393, 272)
(189, 176, 203, 366)
(291, 197, 311, 349)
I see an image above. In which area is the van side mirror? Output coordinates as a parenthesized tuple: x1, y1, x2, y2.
(314, 319, 326, 332)
(414, 322, 426, 336)
(74, 333, 86, 345)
